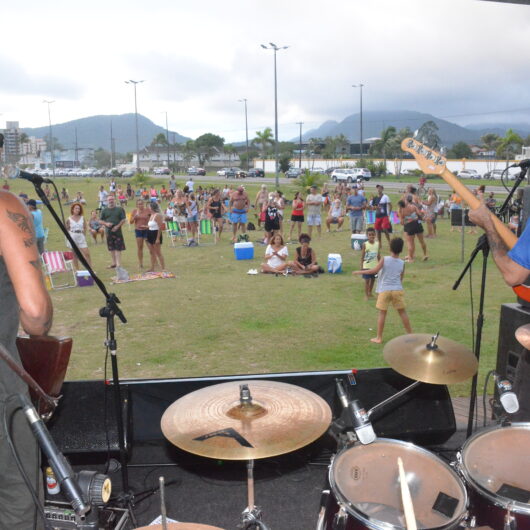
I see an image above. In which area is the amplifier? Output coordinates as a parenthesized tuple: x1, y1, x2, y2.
(44, 502, 129, 530)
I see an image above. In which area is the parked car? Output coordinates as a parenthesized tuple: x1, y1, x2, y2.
(122, 170, 135, 177)
(216, 168, 228, 177)
(483, 169, 506, 180)
(458, 169, 481, 179)
(224, 168, 237, 178)
(325, 167, 340, 175)
(285, 168, 303, 178)
(153, 167, 170, 175)
(197, 168, 206, 176)
(235, 170, 247, 179)
(187, 167, 198, 175)
(353, 168, 372, 181)
(309, 167, 326, 175)
(248, 168, 265, 178)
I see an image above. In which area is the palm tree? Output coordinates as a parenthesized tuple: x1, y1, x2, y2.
(370, 126, 396, 174)
(307, 137, 322, 169)
(151, 133, 167, 164)
(335, 134, 350, 159)
(497, 129, 524, 168)
(252, 128, 274, 169)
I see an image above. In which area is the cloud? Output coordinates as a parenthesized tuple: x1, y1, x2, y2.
(0, 55, 84, 99)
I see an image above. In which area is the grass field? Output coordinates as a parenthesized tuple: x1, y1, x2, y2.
(12, 175, 515, 397)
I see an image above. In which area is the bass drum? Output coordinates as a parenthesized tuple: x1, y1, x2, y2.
(319, 439, 467, 529)
(459, 422, 530, 529)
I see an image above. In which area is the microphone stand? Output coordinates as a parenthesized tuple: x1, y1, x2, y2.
(453, 168, 527, 438)
(28, 180, 136, 524)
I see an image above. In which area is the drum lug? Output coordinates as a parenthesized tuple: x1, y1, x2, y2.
(333, 505, 348, 530)
(316, 489, 330, 530)
(504, 506, 517, 530)
(464, 515, 476, 527)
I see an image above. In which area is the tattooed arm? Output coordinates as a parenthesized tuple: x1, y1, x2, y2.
(469, 203, 530, 286)
(0, 191, 53, 335)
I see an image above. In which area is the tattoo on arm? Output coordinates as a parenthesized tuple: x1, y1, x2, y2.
(24, 236, 36, 248)
(7, 210, 34, 234)
(30, 259, 41, 271)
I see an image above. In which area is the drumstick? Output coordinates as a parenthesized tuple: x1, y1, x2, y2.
(398, 457, 417, 530)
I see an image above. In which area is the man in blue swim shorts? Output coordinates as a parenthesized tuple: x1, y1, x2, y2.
(229, 186, 250, 242)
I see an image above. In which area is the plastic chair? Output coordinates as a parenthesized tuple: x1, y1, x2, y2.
(41, 251, 77, 289)
(165, 220, 182, 247)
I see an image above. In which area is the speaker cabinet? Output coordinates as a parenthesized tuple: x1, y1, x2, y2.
(496, 303, 530, 420)
(48, 381, 131, 455)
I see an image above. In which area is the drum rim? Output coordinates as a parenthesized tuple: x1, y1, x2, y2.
(459, 422, 530, 515)
(329, 438, 468, 529)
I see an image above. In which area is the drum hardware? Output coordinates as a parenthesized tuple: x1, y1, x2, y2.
(331, 377, 423, 450)
(161, 380, 332, 530)
(135, 524, 224, 529)
(504, 506, 517, 530)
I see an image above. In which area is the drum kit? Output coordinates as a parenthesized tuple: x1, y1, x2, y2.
(145, 332, 528, 530)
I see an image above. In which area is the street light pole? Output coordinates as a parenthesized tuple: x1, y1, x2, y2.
(125, 79, 144, 173)
(43, 100, 55, 176)
(238, 99, 249, 170)
(296, 121, 304, 169)
(352, 84, 364, 159)
(261, 43, 289, 188)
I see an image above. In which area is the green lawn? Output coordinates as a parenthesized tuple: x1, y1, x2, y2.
(14, 176, 514, 397)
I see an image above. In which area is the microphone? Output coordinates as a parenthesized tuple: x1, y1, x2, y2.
(12, 167, 53, 184)
(19, 394, 90, 516)
(335, 379, 376, 445)
(509, 159, 530, 169)
(495, 374, 519, 414)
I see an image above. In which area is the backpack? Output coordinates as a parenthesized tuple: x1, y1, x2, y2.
(247, 222, 256, 231)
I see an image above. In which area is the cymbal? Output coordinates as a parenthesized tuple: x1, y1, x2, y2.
(515, 323, 530, 350)
(161, 380, 332, 460)
(384, 333, 478, 384)
(136, 523, 223, 530)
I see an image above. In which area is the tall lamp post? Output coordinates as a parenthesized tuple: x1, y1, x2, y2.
(296, 121, 304, 169)
(43, 100, 55, 176)
(125, 79, 144, 173)
(261, 42, 289, 188)
(238, 98, 249, 170)
(352, 83, 364, 159)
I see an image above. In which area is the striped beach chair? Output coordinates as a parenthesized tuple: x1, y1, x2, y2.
(41, 251, 76, 289)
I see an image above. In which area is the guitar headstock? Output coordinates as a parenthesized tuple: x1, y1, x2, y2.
(401, 137, 447, 175)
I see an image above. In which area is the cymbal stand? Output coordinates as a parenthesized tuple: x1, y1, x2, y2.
(240, 459, 269, 530)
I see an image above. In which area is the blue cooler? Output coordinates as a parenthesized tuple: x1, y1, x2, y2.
(76, 270, 94, 287)
(234, 242, 254, 260)
(327, 253, 343, 273)
(351, 233, 367, 250)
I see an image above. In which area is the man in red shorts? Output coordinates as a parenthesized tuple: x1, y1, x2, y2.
(372, 185, 392, 248)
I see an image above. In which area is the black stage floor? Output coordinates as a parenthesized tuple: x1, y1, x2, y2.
(66, 430, 470, 530)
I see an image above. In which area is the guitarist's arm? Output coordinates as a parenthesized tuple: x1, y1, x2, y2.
(469, 204, 530, 286)
(0, 191, 53, 336)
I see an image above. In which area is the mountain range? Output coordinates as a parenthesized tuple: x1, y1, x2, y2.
(300, 110, 530, 146)
(22, 114, 190, 154)
(20, 111, 530, 153)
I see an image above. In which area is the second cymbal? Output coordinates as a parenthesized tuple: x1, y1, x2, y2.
(161, 380, 332, 460)
(384, 333, 478, 384)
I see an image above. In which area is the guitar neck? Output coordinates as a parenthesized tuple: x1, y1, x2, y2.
(441, 167, 518, 249)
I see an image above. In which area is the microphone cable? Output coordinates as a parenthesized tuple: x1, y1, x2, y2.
(3, 394, 51, 530)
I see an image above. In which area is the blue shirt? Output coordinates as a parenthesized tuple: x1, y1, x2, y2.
(347, 194, 367, 218)
(31, 209, 45, 239)
(509, 222, 530, 269)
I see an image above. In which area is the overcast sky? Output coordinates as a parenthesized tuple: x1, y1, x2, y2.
(1, 0, 529, 142)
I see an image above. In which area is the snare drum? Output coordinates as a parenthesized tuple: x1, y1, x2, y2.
(459, 422, 530, 529)
(319, 439, 468, 529)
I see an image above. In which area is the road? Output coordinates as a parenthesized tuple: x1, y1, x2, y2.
(181, 175, 514, 195)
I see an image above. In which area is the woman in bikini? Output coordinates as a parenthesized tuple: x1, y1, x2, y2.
(398, 195, 428, 263)
(146, 202, 166, 272)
